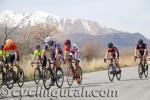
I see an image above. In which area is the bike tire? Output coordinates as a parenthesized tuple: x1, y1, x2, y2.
(34, 67, 41, 85)
(108, 64, 115, 82)
(138, 63, 143, 79)
(67, 67, 74, 86)
(144, 64, 148, 78)
(43, 68, 52, 90)
(76, 66, 82, 85)
(6, 70, 14, 89)
(116, 66, 121, 81)
(17, 69, 24, 87)
(56, 67, 64, 88)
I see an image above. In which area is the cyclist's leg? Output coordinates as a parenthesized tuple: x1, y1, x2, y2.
(42, 54, 47, 67)
(9, 54, 15, 69)
(50, 53, 55, 70)
(15, 53, 21, 72)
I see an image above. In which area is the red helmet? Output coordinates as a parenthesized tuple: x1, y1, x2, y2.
(64, 39, 71, 45)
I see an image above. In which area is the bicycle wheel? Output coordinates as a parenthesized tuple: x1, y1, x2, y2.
(116, 66, 121, 81)
(144, 64, 148, 78)
(138, 63, 143, 79)
(34, 67, 41, 84)
(17, 69, 24, 87)
(67, 67, 74, 86)
(108, 64, 115, 82)
(43, 68, 52, 90)
(0, 67, 3, 89)
(6, 70, 14, 89)
(76, 66, 82, 85)
(56, 67, 64, 88)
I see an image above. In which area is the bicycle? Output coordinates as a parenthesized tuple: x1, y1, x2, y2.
(136, 56, 148, 79)
(43, 59, 64, 90)
(5, 63, 24, 89)
(105, 57, 121, 82)
(31, 60, 46, 85)
(0, 60, 9, 88)
(66, 53, 82, 86)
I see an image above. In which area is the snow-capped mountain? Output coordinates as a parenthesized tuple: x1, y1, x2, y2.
(0, 10, 150, 48)
(0, 10, 109, 36)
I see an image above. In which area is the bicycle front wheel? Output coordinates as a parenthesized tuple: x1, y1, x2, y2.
(56, 67, 64, 88)
(17, 69, 24, 87)
(108, 64, 115, 82)
(34, 67, 41, 84)
(67, 67, 74, 86)
(6, 70, 14, 89)
(43, 68, 53, 90)
(0, 68, 3, 89)
(76, 66, 82, 85)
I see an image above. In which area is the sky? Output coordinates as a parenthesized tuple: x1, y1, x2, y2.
(0, 0, 150, 38)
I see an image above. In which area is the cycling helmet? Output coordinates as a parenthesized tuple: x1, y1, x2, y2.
(6, 39, 14, 44)
(64, 39, 71, 45)
(108, 42, 113, 48)
(44, 36, 53, 43)
(36, 45, 41, 49)
(73, 43, 78, 50)
(138, 39, 143, 45)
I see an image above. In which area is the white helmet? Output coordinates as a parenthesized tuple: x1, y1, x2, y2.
(44, 36, 53, 43)
(73, 43, 78, 50)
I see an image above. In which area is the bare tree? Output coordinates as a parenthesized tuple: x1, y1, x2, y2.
(1, 13, 32, 44)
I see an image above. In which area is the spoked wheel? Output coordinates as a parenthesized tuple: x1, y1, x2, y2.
(76, 66, 82, 85)
(56, 67, 64, 88)
(108, 64, 115, 82)
(34, 67, 41, 84)
(144, 64, 148, 78)
(0, 68, 3, 89)
(138, 63, 143, 79)
(67, 67, 74, 86)
(43, 69, 53, 90)
(116, 66, 121, 81)
(17, 69, 24, 88)
(6, 70, 14, 89)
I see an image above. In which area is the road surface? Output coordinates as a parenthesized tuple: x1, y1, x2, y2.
(0, 66, 150, 100)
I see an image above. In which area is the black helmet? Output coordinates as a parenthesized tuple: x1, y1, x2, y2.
(138, 39, 143, 45)
(108, 42, 113, 48)
(36, 45, 41, 49)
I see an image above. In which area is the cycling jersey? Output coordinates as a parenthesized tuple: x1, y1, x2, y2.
(43, 42, 62, 54)
(70, 50, 81, 62)
(3, 40, 19, 64)
(107, 47, 119, 58)
(136, 43, 148, 56)
(3, 43, 17, 51)
(64, 44, 71, 52)
(34, 50, 43, 56)
(43, 42, 63, 64)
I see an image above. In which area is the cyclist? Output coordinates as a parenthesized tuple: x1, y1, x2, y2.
(104, 42, 121, 73)
(134, 39, 148, 62)
(31, 45, 43, 63)
(42, 36, 63, 82)
(3, 39, 21, 71)
(71, 43, 81, 69)
(64, 39, 71, 63)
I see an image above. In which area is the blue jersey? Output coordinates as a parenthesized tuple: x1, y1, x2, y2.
(43, 42, 62, 54)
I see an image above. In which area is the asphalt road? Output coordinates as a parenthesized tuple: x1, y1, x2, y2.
(0, 66, 150, 100)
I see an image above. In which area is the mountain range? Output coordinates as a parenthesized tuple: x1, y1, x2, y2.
(0, 10, 149, 48)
